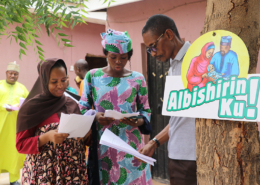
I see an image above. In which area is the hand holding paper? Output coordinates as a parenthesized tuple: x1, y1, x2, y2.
(104, 110, 139, 120)
(47, 130, 69, 149)
(100, 129, 156, 165)
(3, 104, 20, 111)
(96, 112, 115, 126)
(58, 112, 96, 138)
(3, 97, 26, 111)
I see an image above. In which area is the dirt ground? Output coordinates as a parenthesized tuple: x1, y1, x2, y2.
(0, 171, 168, 185)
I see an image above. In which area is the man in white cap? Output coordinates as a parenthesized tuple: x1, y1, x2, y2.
(0, 62, 28, 185)
(210, 36, 239, 80)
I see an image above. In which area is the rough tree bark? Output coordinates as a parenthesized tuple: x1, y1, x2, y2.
(196, 0, 260, 185)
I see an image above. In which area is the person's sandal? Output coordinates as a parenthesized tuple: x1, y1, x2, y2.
(10, 181, 20, 185)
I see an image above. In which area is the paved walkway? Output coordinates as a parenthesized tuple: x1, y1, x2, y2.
(0, 172, 22, 185)
(0, 172, 167, 185)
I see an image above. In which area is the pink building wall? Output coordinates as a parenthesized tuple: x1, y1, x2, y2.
(1, 0, 259, 93)
(0, 22, 105, 93)
(106, 0, 207, 76)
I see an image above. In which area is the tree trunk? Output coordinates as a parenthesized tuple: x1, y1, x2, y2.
(196, 0, 260, 184)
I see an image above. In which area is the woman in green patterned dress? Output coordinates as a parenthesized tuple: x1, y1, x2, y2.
(79, 29, 152, 185)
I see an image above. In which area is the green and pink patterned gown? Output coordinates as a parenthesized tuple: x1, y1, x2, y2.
(79, 68, 152, 185)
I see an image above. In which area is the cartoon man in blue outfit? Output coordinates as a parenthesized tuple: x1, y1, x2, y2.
(210, 36, 239, 79)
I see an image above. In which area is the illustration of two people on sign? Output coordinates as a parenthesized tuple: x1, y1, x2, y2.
(187, 36, 240, 92)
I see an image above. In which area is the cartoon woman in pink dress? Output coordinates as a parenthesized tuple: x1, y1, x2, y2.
(186, 42, 215, 92)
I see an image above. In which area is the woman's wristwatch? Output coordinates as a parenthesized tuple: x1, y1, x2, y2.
(152, 138, 160, 147)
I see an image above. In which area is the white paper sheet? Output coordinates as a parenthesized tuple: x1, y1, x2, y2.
(58, 113, 95, 138)
(104, 110, 139, 120)
(19, 97, 25, 106)
(100, 129, 156, 166)
(3, 104, 19, 110)
(64, 92, 79, 104)
(2, 97, 26, 111)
